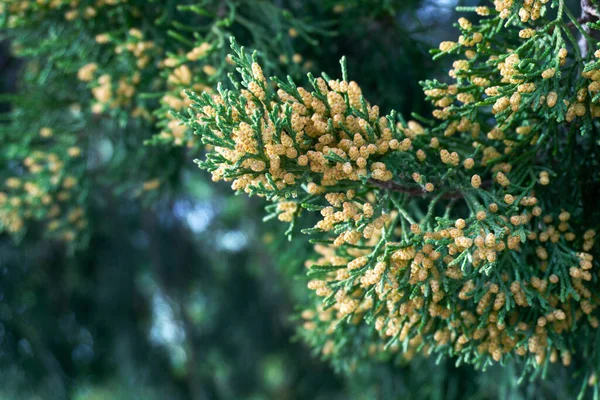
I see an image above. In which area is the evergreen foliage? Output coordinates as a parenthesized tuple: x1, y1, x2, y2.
(182, 0, 600, 396)
(1, 0, 600, 399)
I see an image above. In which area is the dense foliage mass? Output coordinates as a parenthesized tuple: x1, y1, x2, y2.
(1, 0, 600, 399)
(183, 0, 600, 395)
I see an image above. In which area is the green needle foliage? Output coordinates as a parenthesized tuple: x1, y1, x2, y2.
(2, 0, 600, 398)
(0, 0, 334, 247)
(0, 0, 430, 245)
(181, 0, 600, 397)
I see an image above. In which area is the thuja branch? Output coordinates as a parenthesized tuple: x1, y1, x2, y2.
(181, 1, 600, 395)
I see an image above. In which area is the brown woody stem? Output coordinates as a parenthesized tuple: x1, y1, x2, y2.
(368, 179, 464, 200)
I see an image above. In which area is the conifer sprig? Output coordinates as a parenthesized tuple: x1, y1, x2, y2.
(182, 1, 600, 391)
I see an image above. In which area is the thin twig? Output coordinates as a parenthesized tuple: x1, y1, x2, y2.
(368, 178, 464, 200)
